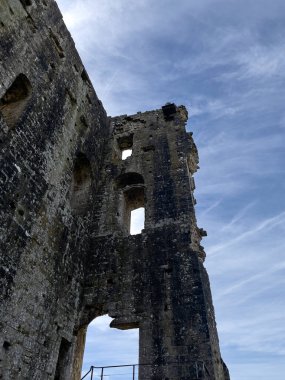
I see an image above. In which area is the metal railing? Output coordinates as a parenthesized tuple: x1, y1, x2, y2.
(81, 364, 139, 380)
(81, 360, 211, 380)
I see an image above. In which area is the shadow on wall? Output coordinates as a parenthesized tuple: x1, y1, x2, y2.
(0, 74, 32, 130)
(70, 153, 92, 214)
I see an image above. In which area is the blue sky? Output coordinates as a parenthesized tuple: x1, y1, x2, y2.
(56, 1, 285, 379)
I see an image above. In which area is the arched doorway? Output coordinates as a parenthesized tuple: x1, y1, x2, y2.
(81, 315, 139, 379)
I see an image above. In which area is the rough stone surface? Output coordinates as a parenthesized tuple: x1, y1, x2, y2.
(0, 1, 230, 379)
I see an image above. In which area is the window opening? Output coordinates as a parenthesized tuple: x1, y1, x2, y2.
(123, 186, 145, 234)
(81, 315, 139, 379)
(0, 74, 32, 129)
(122, 148, 132, 160)
(115, 172, 145, 235)
(162, 102, 177, 120)
(130, 207, 145, 235)
(117, 134, 133, 160)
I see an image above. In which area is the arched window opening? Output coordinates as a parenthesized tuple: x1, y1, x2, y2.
(0, 74, 32, 129)
(81, 315, 139, 379)
(123, 186, 145, 234)
(130, 207, 145, 235)
(117, 134, 133, 160)
(70, 153, 92, 214)
(115, 172, 145, 234)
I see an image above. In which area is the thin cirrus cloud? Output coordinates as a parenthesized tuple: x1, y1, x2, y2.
(56, 1, 285, 379)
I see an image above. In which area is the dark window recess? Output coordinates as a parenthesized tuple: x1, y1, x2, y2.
(20, 0, 32, 8)
(3, 341, 11, 350)
(20, 0, 32, 7)
(142, 145, 155, 152)
(81, 69, 91, 85)
(0, 74, 32, 129)
(49, 30, 65, 58)
(125, 186, 144, 211)
(115, 172, 144, 189)
(162, 103, 177, 120)
(75, 115, 89, 138)
(117, 134, 133, 160)
(70, 153, 92, 214)
(117, 134, 133, 150)
(54, 338, 71, 380)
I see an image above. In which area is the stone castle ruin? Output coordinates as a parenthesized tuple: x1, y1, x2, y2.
(0, 1, 230, 379)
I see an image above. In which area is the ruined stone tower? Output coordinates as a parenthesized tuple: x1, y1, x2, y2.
(0, 1, 230, 379)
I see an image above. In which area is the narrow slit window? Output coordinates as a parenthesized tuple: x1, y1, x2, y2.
(130, 207, 145, 235)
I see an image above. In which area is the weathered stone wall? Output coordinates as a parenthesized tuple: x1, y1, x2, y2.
(0, 1, 109, 379)
(78, 106, 229, 379)
(0, 1, 230, 379)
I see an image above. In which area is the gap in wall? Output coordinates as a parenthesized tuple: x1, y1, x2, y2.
(122, 149, 132, 160)
(81, 315, 139, 379)
(130, 207, 145, 235)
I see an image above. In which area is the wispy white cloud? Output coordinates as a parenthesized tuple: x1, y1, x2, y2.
(207, 210, 285, 256)
(200, 199, 222, 217)
(200, 200, 285, 365)
(231, 44, 285, 80)
(220, 201, 257, 232)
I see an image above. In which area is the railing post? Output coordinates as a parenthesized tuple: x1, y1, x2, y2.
(100, 367, 104, 380)
(132, 364, 135, 380)
(91, 366, 94, 380)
